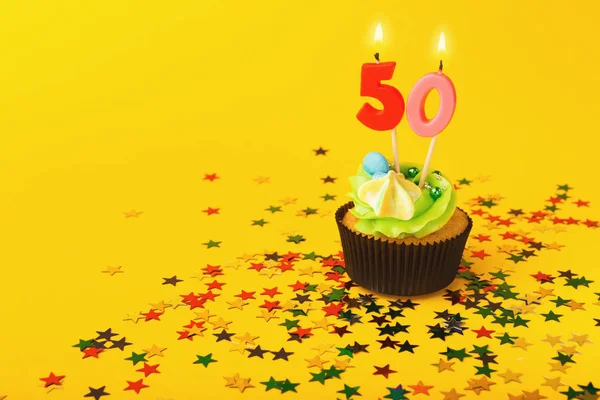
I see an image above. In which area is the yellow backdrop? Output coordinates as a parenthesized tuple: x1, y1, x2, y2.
(1, 0, 599, 399)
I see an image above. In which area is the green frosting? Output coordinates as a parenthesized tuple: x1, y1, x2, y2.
(347, 162, 457, 239)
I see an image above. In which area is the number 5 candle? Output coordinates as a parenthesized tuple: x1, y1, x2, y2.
(406, 33, 457, 187)
(356, 24, 405, 173)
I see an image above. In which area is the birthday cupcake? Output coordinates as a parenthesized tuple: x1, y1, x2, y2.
(335, 152, 472, 296)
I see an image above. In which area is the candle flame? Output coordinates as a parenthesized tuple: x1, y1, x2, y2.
(438, 32, 446, 53)
(374, 23, 383, 43)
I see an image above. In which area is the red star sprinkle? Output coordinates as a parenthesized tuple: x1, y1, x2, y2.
(236, 290, 256, 300)
(39, 372, 65, 387)
(202, 207, 220, 215)
(321, 258, 337, 267)
(500, 231, 518, 240)
(373, 364, 397, 379)
(261, 287, 282, 298)
(277, 262, 295, 272)
(527, 216, 543, 224)
(289, 281, 308, 291)
(471, 250, 491, 259)
(583, 219, 598, 228)
(552, 217, 566, 225)
(141, 309, 163, 321)
(483, 284, 497, 292)
(124, 379, 149, 394)
(202, 264, 223, 277)
(177, 330, 194, 340)
(200, 291, 219, 302)
(206, 280, 226, 290)
(136, 363, 160, 377)
(574, 199, 590, 207)
(471, 209, 485, 216)
(203, 173, 219, 182)
(486, 214, 501, 222)
(472, 326, 496, 338)
(282, 251, 301, 261)
(564, 217, 580, 225)
(82, 347, 104, 359)
(325, 271, 343, 282)
(474, 234, 491, 242)
(322, 302, 344, 317)
(408, 381, 434, 395)
(248, 262, 266, 272)
(531, 210, 547, 218)
(531, 271, 553, 283)
(519, 236, 536, 245)
(546, 196, 563, 204)
(291, 327, 312, 338)
(497, 218, 514, 227)
(260, 300, 281, 311)
(336, 251, 344, 259)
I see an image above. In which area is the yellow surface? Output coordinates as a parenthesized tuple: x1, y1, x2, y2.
(1, 0, 600, 399)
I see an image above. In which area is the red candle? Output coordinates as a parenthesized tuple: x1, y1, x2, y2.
(356, 61, 405, 131)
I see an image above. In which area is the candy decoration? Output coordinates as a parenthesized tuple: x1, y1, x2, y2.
(430, 187, 442, 200)
(407, 167, 419, 179)
(362, 152, 390, 175)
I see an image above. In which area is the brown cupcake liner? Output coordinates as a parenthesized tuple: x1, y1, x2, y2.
(336, 202, 473, 296)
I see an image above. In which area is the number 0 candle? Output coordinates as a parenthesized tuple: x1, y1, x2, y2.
(406, 33, 457, 187)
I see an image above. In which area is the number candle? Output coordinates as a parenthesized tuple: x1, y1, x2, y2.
(356, 24, 404, 173)
(406, 33, 457, 188)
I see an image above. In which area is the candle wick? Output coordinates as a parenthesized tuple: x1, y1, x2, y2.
(438, 60, 443, 71)
(374, 52, 380, 63)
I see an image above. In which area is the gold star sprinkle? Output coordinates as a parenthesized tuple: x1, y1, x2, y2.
(507, 394, 524, 400)
(143, 344, 167, 358)
(497, 369, 523, 383)
(229, 341, 249, 354)
(548, 361, 571, 373)
(522, 389, 547, 400)
(311, 342, 335, 355)
(312, 318, 333, 331)
(546, 242, 565, 250)
(534, 286, 555, 298)
(533, 224, 552, 233)
(440, 388, 465, 400)
(259, 268, 280, 279)
(279, 197, 298, 205)
(235, 332, 259, 346)
(497, 244, 519, 254)
(211, 317, 232, 330)
(566, 300, 586, 311)
(334, 358, 352, 370)
(304, 355, 329, 368)
(542, 376, 566, 391)
(558, 345, 578, 356)
(541, 334, 563, 347)
(253, 176, 270, 184)
(299, 266, 320, 277)
(512, 337, 533, 350)
(124, 210, 143, 218)
(150, 301, 172, 312)
(123, 312, 143, 324)
(227, 298, 247, 311)
(476, 175, 492, 182)
(193, 309, 215, 322)
(432, 358, 455, 373)
(102, 265, 123, 276)
(257, 309, 278, 322)
(570, 332, 592, 346)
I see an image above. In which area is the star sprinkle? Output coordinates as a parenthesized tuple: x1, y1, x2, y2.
(39, 372, 65, 388)
(193, 353, 216, 367)
(124, 210, 143, 218)
(123, 379, 148, 394)
(84, 387, 109, 400)
(102, 265, 123, 276)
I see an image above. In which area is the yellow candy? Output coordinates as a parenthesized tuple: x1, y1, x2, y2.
(357, 171, 422, 220)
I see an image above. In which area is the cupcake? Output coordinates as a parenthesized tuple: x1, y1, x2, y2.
(335, 151, 472, 296)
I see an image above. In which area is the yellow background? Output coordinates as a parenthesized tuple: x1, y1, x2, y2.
(1, 0, 599, 399)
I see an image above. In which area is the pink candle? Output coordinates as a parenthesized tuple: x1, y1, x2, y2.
(406, 33, 457, 187)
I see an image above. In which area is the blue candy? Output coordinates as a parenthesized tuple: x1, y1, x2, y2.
(362, 152, 390, 175)
(372, 172, 388, 180)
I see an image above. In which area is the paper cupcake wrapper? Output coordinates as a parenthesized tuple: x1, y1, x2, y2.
(336, 202, 473, 296)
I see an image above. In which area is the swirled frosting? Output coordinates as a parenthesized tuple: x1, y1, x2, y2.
(348, 162, 457, 239)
